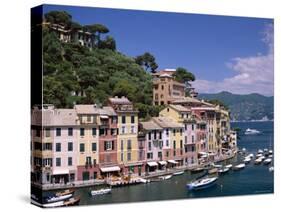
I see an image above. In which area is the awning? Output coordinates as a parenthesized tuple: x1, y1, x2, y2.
(100, 166, 120, 172)
(52, 169, 69, 175)
(158, 161, 167, 165)
(147, 161, 158, 167)
(100, 115, 109, 119)
(124, 162, 143, 167)
(168, 160, 178, 164)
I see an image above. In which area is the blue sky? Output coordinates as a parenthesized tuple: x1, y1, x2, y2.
(43, 4, 274, 96)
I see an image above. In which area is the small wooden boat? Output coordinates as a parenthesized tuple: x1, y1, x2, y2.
(63, 197, 80, 207)
(159, 175, 173, 180)
(243, 157, 251, 163)
(173, 171, 184, 176)
(218, 167, 229, 174)
(225, 164, 233, 169)
(233, 163, 245, 170)
(186, 177, 218, 190)
(263, 158, 272, 165)
(254, 158, 262, 164)
(191, 167, 205, 173)
(91, 188, 112, 196)
(45, 189, 75, 203)
(208, 168, 218, 174)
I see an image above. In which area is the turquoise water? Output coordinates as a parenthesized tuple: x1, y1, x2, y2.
(72, 121, 273, 205)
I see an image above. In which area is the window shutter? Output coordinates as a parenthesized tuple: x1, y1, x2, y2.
(112, 141, 114, 150)
(104, 142, 107, 151)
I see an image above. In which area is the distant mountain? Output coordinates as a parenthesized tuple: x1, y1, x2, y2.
(198, 91, 274, 121)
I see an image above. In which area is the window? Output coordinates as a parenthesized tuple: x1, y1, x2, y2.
(80, 128, 85, 136)
(161, 85, 164, 90)
(36, 129, 40, 137)
(121, 153, 124, 162)
(173, 129, 176, 136)
(122, 116, 126, 124)
(192, 124, 194, 131)
(173, 140, 176, 149)
(45, 128, 50, 137)
(56, 143, 61, 152)
(159, 132, 162, 139)
(127, 152, 131, 161)
(148, 132, 151, 140)
(192, 135, 194, 143)
(166, 140, 169, 146)
(158, 152, 162, 159)
(56, 158, 61, 167)
(185, 124, 187, 130)
(148, 142, 152, 151)
(131, 115, 135, 123)
(180, 129, 183, 136)
(121, 126, 125, 134)
(92, 143, 97, 151)
(180, 140, 183, 148)
(56, 128, 61, 136)
(68, 142, 73, 151)
(92, 128, 96, 136)
(185, 136, 187, 143)
(86, 157, 92, 165)
(87, 115, 91, 122)
(167, 108, 169, 112)
(166, 129, 169, 136)
(127, 140, 132, 150)
(166, 151, 169, 157)
(80, 143, 85, 152)
(68, 128, 73, 136)
(154, 131, 157, 139)
(68, 157, 72, 166)
(181, 114, 184, 118)
(93, 159, 96, 166)
(131, 126, 135, 133)
(99, 128, 105, 136)
(147, 152, 153, 159)
(43, 143, 52, 151)
(104, 141, 113, 151)
(121, 140, 124, 150)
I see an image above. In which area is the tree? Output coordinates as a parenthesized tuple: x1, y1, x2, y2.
(135, 52, 158, 73)
(98, 36, 116, 50)
(83, 24, 109, 47)
(173, 67, 195, 83)
(44, 11, 72, 28)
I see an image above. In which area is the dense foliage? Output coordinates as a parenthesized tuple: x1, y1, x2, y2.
(42, 11, 169, 119)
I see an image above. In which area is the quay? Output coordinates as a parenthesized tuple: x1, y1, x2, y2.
(34, 150, 237, 191)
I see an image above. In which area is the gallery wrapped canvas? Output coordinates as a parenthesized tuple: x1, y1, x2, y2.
(31, 4, 274, 208)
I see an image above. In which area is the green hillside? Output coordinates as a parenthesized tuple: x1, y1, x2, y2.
(198, 91, 274, 121)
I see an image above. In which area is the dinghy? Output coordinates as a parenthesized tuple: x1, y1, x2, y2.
(225, 164, 233, 169)
(263, 158, 272, 165)
(91, 188, 112, 196)
(243, 157, 251, 163)
(159, 175, 173, 180)
(173, 171, 184, 176)
(45, 189, 74, 203)
(254, 158, 262, 164)
(218, 167, 229, 174)
(233, 163, 245, 170)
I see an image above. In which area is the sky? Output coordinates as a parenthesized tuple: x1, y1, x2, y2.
(43, 4, 274, 96)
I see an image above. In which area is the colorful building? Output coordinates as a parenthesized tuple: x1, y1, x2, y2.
(108, 97, 143, 176)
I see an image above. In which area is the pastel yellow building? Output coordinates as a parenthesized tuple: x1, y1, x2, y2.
(108, 97, 140, 175)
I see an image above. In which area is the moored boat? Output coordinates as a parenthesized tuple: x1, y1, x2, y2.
(269, 150, 273, 154)
(91, 188, 112, 196)
(269, 166, 274, 172)
(159, 175, 173, 180)
(254, 158, 262, 164)
(218, 167, 229, 174)
(258, 149, 264, 154)
(263, 158, 272, 165)
(243, 157, 251, 163)
(208, 168, 218, 174)
(173, 171, 184, 176)
(45, 189, 75, 203)
(186, 177, 218, 190)
(233, 163, 245, 170)
(225, 164, 233, 169)
(190, 167, 205, 173)
(211, 163, 222, 168)
(246, 153, 254, 158)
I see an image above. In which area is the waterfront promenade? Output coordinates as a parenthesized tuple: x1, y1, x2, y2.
(34, 149, 237, 191)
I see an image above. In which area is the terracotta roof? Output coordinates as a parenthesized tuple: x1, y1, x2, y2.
(37, 109, 77, 126)
(172, 96, 202, 104)
(74, 105, 100, 114)
(152, 117, 183, 128)
(140, 121, 162, 130)
(169, 104, 191, 112)
(102, 106, 117, 116)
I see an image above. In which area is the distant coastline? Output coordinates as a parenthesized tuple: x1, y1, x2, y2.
(230, 119, 274, 123)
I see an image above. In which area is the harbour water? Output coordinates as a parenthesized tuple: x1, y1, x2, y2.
(71, 121, 273, 205)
